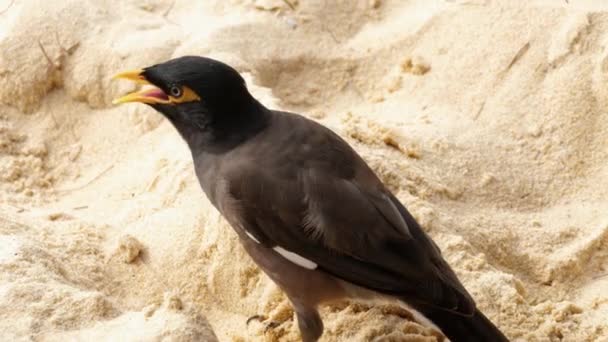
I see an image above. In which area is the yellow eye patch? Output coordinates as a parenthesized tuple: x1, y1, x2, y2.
(169, 86, 201, 104)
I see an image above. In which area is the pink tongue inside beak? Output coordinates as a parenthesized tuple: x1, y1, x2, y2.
(142, 88, 169, 101)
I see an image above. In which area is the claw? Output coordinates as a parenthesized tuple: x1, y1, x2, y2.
(246, 314, 283, 332)
(246, 314, 266, 325)
(264, 320, 282, 332)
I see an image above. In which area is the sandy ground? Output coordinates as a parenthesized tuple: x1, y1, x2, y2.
(1, 0, 607, 341)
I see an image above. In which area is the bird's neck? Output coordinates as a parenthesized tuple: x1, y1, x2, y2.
(177, 98, 270, 155)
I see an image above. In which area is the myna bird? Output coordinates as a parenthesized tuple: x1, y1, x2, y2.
(113, 56, 509, 342)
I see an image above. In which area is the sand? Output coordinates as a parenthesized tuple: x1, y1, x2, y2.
(0, 0, 607, 341)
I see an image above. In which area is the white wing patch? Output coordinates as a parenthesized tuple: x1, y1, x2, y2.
(273, 246, 318, 270)
(245, 231, 260, 244)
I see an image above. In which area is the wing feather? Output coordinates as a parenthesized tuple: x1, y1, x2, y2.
(223, 166, 474, 315)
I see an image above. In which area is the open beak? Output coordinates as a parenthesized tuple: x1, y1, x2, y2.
(112, 69, 171, 105)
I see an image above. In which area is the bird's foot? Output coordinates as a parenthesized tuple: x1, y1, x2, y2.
(246, 314, 284, 332)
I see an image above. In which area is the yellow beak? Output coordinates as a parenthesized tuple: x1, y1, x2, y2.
(112, 69, 148, 84)
(112, 69, 171, 105)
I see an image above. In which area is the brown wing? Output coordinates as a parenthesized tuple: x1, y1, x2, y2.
(218, 112, 475, 315)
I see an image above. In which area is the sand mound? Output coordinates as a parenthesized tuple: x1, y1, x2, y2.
(1, 0, 607, 341)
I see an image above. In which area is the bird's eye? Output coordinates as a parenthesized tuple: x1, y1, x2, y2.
(169, 85, 182, 98)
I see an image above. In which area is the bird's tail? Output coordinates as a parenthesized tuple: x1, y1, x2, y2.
(416, 306, 509, 342)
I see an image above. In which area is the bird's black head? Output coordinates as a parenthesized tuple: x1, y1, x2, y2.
(113, 56, 267, 152)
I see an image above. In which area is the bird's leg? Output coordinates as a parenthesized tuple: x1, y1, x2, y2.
(292, 303, 323, 342)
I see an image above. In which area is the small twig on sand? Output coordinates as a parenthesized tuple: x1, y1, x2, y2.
(50, 113, 60, 128)
(38, 41, 58, 69)
(282, 0, 295, 10)
(474, 101, 486, 120)
(54, 31, 79, 55)
(320, 0, 339, 44)
(0, 0, 15, 15)
(504, 42, 530, 73)
(161, 1, 179, 26)
(163, 0, 175, 17)
(56, 165, 114, 193)
(7, 204, 25, 213)
(39, 32, 78, 69)
(593, 272, 608, 280)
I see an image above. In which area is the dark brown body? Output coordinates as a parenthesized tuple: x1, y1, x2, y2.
(192, 111, 508, 342)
